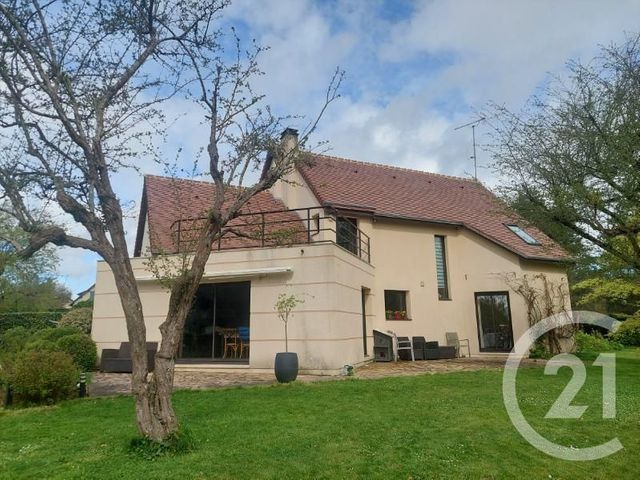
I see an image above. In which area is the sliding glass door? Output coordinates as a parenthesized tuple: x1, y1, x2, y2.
(180, 281, 250, 362)
(475, 292, 514, 352)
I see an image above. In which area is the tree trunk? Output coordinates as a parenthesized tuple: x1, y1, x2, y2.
(135, 356, 179, 441)
(136, 223, 220, 441)
(109, 259, 181, 441)
(106, 255, 173, 439)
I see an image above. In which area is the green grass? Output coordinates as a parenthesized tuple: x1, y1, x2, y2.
(1, 350, 639, 479)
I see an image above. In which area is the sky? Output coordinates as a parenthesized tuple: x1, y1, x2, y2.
(56, 0, 640, 297)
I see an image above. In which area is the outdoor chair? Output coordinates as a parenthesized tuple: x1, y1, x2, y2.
(238, 326, 250, 359)
(424, 341, 441, 360)
(216, 327, 241, 359)
(411, 336, 427, 360)
(100, 342, 158, 373)
(393, 334, 415, 361)
(446, 332, 471, 358)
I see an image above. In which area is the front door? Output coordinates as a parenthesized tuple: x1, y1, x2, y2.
(474, 292, 514, 352)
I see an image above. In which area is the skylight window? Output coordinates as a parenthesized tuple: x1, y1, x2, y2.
(507, 225, 540, 245)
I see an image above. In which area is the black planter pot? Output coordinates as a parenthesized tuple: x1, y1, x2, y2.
(274, 352, 299, 383)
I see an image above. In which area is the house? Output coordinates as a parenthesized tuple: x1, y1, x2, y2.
(91, 129, 570, 373)
(69, 284, 95, 308)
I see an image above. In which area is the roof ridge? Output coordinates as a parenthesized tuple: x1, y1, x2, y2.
(310, 152, 480, 183)
(144, 173, 214, 186)
(144, 173, 248, 191)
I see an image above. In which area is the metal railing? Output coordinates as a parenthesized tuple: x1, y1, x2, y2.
(170, 206, 371, 263)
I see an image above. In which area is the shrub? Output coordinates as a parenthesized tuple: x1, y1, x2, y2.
(58, 307, 93, 334)
(575, 330, 623, 353)
(0, 326, 32, 356)
(610, 315, 640, 346)
(6, 350, 79, 405)
(72, 299, 94, 310)
(0, 311, 63, 334)
(32, 326, 80, 343)
(23, 338, 58, 353)
(55, 334, 97, 371)
(529, 341, 553, 359)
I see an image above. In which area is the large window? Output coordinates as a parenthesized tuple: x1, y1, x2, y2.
(384, 290, 409, 320)
(336, 217, 359, 255)
(434, 235, 450, 300)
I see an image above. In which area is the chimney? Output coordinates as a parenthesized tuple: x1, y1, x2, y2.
(260, 127, 300, 181)
(281, 127, 299, 154)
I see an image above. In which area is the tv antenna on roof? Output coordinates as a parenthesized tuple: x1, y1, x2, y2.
(454, 117, 486, 180)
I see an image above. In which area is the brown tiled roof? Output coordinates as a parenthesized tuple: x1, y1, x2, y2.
(134, 175, 306, 255)
(299, 154, 569, 262)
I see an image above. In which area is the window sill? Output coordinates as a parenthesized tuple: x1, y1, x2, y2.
(438, 297, 452, 301)
(385, 318, 412, 321)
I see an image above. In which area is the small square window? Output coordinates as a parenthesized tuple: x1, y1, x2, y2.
(384, 290, 409, 320)
(506, 225, 540, 245)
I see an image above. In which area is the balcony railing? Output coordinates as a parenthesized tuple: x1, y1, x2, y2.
(170, 206, 371, 263)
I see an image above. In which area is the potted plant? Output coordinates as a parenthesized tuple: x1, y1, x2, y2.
(274, 293, 304, 383)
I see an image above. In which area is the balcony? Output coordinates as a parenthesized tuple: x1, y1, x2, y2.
(170, 206, 371, 263)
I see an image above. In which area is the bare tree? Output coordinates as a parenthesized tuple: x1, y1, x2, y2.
(0, 0, 341, 441)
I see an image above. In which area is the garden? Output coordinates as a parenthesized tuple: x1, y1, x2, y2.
(0, 347, 638, 479)
(1, 315, 639, 479)
(0, 307, 94, 406)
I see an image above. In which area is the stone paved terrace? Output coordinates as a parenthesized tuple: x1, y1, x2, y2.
(354, 356, 544, 379)
(88, 357, 546, 397)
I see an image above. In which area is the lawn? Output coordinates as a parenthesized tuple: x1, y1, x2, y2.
(0, 350, 638, 480)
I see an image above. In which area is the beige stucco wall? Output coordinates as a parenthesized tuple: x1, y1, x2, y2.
(93, 171, 569, 374)
(92, 243, 374, 373)
(270, 168, 319, 213)
(272, 174, 569, 356)
(352, 217, 569, 355)
(270, 168, 336, 243)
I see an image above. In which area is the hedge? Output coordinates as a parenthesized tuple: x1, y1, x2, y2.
(58, 307, 92, 334)
(0, 311, 64, 334)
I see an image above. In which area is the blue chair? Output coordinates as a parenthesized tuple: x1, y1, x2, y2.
(238, 327, 250, 358)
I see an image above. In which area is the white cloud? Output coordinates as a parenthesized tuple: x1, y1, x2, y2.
(44, 0, 638, 290)
(381, 0, 640, 105)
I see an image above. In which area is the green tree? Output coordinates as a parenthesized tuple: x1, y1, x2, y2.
(489, 34, 640, 273)
(572, 277, 640, 321)
(0, 214, 70, 311)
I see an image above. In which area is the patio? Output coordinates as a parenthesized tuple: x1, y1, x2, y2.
(88, 356, 545, 397)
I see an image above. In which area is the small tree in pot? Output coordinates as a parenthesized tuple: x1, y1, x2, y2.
(274, 293, 304, 383)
